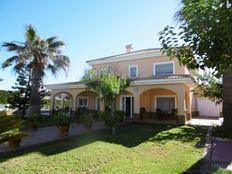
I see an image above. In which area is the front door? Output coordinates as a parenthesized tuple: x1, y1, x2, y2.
(121, 96, 134, 118)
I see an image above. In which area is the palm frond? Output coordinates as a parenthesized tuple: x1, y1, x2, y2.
(49, 41, 65, 50)
(2, 42, 24, 52)
(12, 62, 25, 73)
(51, 55, 70, 73)
(2, 56, 20, 68)
(47, 64, 58, 76)
(25, 25, 38, 41)
(46, 36, 57, 44)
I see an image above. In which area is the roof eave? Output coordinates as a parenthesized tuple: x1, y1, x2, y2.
(86, 49, 164, 66)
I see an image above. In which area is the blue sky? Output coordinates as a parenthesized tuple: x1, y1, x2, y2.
(0, 0, 180, 90)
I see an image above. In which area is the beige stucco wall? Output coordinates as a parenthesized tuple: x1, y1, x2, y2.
(92, 56, 188, 78)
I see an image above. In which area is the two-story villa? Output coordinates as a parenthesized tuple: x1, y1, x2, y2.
(46, 46, 204, 124)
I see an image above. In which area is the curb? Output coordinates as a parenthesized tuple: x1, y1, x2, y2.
(214, 137, 232, 143)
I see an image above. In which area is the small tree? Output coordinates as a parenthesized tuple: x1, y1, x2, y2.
(192, 72, 223, 104)
(83, 70, 130, 134)
(159, 0, 232, 128)
(7, 67, 31, 117)
(0, 90, 12, 104)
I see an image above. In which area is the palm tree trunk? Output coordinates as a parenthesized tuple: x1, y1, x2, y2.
(27, 64, 43, 116)
(222, 69, 232, 128)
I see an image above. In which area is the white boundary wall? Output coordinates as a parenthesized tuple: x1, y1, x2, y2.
(197, 97, 222, 117)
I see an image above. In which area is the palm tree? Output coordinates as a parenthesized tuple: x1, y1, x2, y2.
(2, 25, 70, 116)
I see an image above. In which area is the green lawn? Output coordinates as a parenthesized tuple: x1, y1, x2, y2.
(211, 168, 232, 174)
(0, 123, 207, 174)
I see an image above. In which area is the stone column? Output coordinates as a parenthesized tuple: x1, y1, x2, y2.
(176, 89, 186, 125)
(60, 94, 65, 109)
(130, 86, 141, 120)
(50, 94, 55, 111)
(100, 96, 105, 112)
(72, 95, 77, 112)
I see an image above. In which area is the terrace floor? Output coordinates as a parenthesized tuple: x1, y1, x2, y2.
(0, 121, 106, 154)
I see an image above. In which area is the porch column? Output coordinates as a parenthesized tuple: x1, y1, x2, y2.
(100, 96, 105, 112)
(50, 92, 55, 111)
(133, 92, 140, 120)
(60, 94, 65, 109)
(72, 94, 77, 111)
(176, 90, 186, 125)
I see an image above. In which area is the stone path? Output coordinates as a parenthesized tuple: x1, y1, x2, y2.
(188, 117, 223, 126)
(188, 118, 232, 172)
(0, 121, 106, 154)
(211, 138, 232, 170)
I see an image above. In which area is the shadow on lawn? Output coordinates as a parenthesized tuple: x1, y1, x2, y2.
(0, 122, 207, 162)
(149, 125, 207, 148)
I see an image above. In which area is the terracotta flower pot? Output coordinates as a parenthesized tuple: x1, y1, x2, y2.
(58, 125, 70, 137)
(8, 139, 21, 148)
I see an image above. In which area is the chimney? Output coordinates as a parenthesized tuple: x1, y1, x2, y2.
(125, 44, 133, 53)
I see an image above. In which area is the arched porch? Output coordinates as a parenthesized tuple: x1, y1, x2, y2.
(126, 84, 190, 124)
(53, 92, 73, 112)
(139, 88, 178, 120)
(76, 91, 99, 111)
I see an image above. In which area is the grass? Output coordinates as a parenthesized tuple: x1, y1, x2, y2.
(0, 123, 207, 174)
(211, 168, 232, 174)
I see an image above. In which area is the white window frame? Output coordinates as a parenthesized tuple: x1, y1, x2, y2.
(95, 97, 100, 111)
(128, 65, 138, 78)
(77, 96, 88, 108)
(153, 61, 175, 75)
(154, 95, 176, 112)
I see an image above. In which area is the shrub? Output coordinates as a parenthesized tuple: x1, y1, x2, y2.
(0, 128, 27, 143)
(114, 111, 124, 123)
(0, 110, 7, 116)
(79, 111, 93, 129)
(100, 111, 124, 127)
(212, 126, 232, 139)
(75, 110, 100, 123)
(0, 115, 24, 134)
(54, 113, 71, 126)
(26, 114, 40, 129)
(89, 110, 100, 120)
(100, 111, 111, 125)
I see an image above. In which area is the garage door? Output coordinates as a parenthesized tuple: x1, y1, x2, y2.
(197, 98, 222, 117)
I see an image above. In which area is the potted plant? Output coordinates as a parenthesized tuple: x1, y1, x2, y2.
(27, 114, 39, 131)
(79, 111, 93, 129)
(0, 129, 27, 148)
(54, 113, 71, 137)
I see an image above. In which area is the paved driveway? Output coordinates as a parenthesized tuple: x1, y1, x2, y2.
(188, 117, 223, 126)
